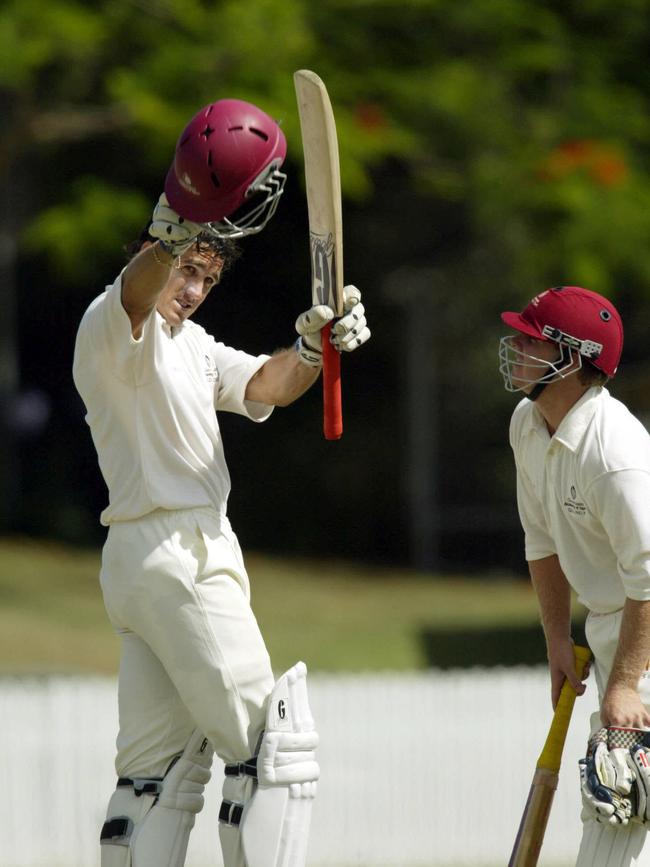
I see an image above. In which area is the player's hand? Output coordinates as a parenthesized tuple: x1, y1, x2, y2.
(149, 193, 205, 256)
(601, 686, 650, 729)
(579, 729, 635, 825)
(547, 638, 587, 709)
(294, 286, 370, 367)
(331, 285, 371, 351)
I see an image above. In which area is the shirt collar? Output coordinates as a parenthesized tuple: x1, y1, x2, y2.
(519, 386, 604, 451)
(159, 311, 184, 338)
(553, 386, 603, 451)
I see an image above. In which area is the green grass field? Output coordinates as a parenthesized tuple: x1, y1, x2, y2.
(0, 536, 546, 675)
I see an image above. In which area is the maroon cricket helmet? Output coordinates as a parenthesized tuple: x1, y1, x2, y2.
(164, 99, 287, 226)
(501, 286, 623, 377)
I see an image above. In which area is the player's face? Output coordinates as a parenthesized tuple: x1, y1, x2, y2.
(157, 249, 224, 327)
(509, 334, 561, 392)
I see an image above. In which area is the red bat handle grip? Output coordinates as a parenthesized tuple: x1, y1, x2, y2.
(322, 322, 342, 440)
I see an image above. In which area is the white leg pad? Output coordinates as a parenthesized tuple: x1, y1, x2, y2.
(219, 774, 256, 867)
(240, 662, 319, 867)
(100, 729, 213, 867)
(576, 818, 649, 866)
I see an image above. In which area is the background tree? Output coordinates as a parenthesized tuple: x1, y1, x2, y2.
(3, 0, 650, 571)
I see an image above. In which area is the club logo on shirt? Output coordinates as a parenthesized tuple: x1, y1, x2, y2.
(204, 355, 218, 383)
(564, 484, 586, 516)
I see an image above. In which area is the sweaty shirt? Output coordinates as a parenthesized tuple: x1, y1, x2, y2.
(73, 272, 273, 525)
(510, 386, 650, 613)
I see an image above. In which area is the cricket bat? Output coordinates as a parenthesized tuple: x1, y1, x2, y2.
(293, 69, 345, 441)
(508, 644, 592, 867)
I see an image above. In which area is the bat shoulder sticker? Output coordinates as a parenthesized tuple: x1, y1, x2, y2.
(310, 232, 337, 307)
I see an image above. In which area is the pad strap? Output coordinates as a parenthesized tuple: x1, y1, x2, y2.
(116, 776, 164, 797)
(100, 816, 134, 845)
(224, 758, 258, 779)
(219, 799, 245, 826)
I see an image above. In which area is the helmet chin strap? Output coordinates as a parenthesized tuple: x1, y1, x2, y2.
(526, 381, 548, 402)
(525, 349, 578, 401)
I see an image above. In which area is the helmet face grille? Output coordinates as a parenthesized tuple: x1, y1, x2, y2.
(498, 336, 579, 393)
(204, 163, 287, 239)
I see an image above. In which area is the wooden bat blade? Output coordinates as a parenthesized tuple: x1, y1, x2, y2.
(508, 645, 591, 867)
(294, 68, 344, 440)
(293, 69, 344, 316)
(509, 770, 558, 867)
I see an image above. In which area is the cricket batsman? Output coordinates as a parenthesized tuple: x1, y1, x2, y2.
(72, 98, 370, 867)
(500, 285, 650, 865)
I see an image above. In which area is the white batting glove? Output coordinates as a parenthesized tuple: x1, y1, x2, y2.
(579, 732, 635, 825)
(149, 193, 206, 256)
(628, 743, 650, 822)
(294, 304, 334, 367)
(294, 286, 371, 367)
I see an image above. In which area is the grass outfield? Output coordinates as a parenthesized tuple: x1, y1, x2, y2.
(0, 536, 545, 675)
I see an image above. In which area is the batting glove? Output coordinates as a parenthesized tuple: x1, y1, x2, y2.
(149, 193, 206, 256)
(294, 286, 370, 367)
(579, 730, 636, 826)
(598, 727, 650, 824)
(627, 739, 650, 823)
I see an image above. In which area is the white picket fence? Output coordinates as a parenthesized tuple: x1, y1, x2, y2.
(0, 669, 600, 867)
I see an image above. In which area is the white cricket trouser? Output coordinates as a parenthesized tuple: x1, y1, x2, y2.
(100, 507, 275, 778)
(576, 609, 650, 866)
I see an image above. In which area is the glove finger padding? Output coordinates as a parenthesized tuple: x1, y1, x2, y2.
(629, 744, 650, 822)
(256, 731, 320, 787)
(342, 284, 361, 310)
(149, 193, 205, 255)
(331, 303, 365, 335)
(331, 303, 370, 352)
(295, 305, 334, 341)
(579, 757, 618, 824)
(333, 323, 371, 352)
(295, 305, 334, 364)
(596, 744, 635, 795)
(580, 741, 634, 825)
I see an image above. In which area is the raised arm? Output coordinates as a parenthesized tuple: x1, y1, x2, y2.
(122, 243, 178, 337)
(121, 195, 205, 337)
(245, 348, 321, 406)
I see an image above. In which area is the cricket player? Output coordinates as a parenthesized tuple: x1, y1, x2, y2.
(500, 285, 650, 866)
(72, 99, 370, 867)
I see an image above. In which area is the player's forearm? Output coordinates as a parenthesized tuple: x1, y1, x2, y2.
(245, 348, 321, 406)
(528, 555, 573, 643)
(600, 597, 650, 727)
(529, 555, 586, 704)
(607, 598, 650, 691)
(122, 243, 174, 328)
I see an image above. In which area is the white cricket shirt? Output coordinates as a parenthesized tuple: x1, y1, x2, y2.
(73, 273, 273, 525)
(510, 386, 650, 613)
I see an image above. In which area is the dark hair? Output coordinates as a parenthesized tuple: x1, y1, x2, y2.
(578, 360, 609, 387)
(124, 223, 242, 274)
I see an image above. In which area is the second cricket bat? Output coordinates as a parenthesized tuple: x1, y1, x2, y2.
(508, 644, 592, 867)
